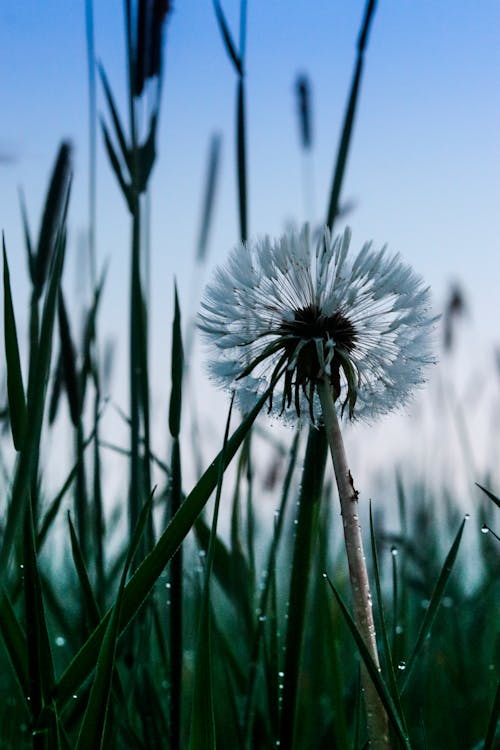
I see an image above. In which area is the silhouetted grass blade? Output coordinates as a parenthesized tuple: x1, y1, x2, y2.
(476, 483, 500, 509)
(169, 283, 183, 439)
(212, 0, 242, 75)
(3, 237, 27, 451)
(0, 587, 29, 699)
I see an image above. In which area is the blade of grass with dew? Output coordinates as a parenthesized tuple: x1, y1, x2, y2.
(187, 396, 234, 750)
(369, 504, 408, 737)
(476, 482, 500, 509)
(242, 428, 300, 744)
(50, 386, 270, 712)
(75, 491, 154, 750)
(400, 516, 467, 695)
(278, 426, 327, 750)
(324, 574, 411, 750)
(3, 236, 27, 451)
(0, 588, 29, 699)
(0, 234, 66, 572)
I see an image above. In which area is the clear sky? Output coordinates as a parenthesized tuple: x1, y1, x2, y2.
(1, 2, 499, 496)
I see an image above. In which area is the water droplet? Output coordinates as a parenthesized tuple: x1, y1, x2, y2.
(19, 564, 24, 570)
(481, 525, 489, 534)
(278, 671, 285, 678)
(198, 549, 206, 558)
(395, 625, 404, 635)
(397, 661, 406, 671)
(72, 694, 78, 700)
(293, 519, 298, 526)
(55, 636, 66, 647)
(464, 513, 470, 520)
(322, 572, 327, 579)
(442, 596, 453, 608)
(420, 598, 430, 610)
(278, 683, 284, 691)
(258, 614, 267, 622)
(165, 582, 171, 589)
(391, 546, 398, 557)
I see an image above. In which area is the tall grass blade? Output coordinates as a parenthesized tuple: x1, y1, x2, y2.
(476, 483, 500, 509)
(57, 288, 80, 427)
(0, 588, 29, 699)
(3, 237, 27, 451)
(325, 0, 377, 230)
(187, 396, 234, 750)
(483, 680, 500, 750)
(401, 517, 467, 694)
(0, 234, 66, 571)
(100, 118, 133, 211)
(75, 493, 153, 750)
(196, 134, 222, 263)
(34, 142, 72, 297)
(324, 574, 411, 750)
(212, 0, 242, 74)
(237, 78, 248, 242)
(98, 63, 131, 172)
(278, 426, 327, 749)
(68, 514, 101, 629)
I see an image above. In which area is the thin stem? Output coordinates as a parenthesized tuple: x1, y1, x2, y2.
(317, 378, 390, 750)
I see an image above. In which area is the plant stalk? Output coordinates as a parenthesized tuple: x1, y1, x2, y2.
(317, 378, 390, 749)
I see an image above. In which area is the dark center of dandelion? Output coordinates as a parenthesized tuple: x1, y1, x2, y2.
(276, 304, 358, 420)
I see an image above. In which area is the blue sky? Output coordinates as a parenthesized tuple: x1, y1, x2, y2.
(0, 2, 499, 491)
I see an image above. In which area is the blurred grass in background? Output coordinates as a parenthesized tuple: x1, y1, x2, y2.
(0, 1, 498, 748)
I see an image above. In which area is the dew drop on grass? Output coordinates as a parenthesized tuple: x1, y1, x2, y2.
(464, 513, 470, 520)
(278, 671, 285, 678)
(481, 525, 489, 534)
(420, 599, 430, 610)
(397, 661, 406, 671)
(395, 625, 404, 635)
(258, 614, 267, 622)
(165, 582, 171, 589)
(72, 694, 78, 700)
(442, 596, 454, 608)
(55, 636, 66, 647)
(391, 546, 398, 556)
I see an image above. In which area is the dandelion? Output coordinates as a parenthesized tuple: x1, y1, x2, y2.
(199, 224, 436, 424)
(200, 224, 436, 750)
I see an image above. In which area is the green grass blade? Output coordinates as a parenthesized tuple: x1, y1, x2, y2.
(483, 680, 500, 750)
(100, 118, 133, 211)
(51, 388, 268, 711)
(23, 499, 55, 724)
(237, 78, 248, 242)
(401, 517, 467, 695)
(212, 0, 242, 75)
(68, 514, 101, 629)
(34, 142, 72, 296)
(279, 426, 327, 749)
(369, 504, 408, 735)
(57, 288, 80, 426)
(169, 283, 183, 439)
(324, 574, 411, 750)
(188, 396, 234, 750)
(196, 133, 222, 263)
(75, 493, 153, 750)
(325, 0, 377, 231)
(0, 587, 29, 699)
(98, 63, 131, 172)
(3, 237, 27, 451)
(18, 187, 35, 284)
(476, 483, 500, 509)
(0, 234, 66, 572)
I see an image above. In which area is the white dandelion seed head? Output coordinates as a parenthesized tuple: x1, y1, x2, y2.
(199, 225, 437, 424)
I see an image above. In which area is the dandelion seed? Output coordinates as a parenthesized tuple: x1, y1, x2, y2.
(199, 225, 436, 422)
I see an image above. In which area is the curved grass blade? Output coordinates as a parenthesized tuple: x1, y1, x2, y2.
(476, 483, 500, 509)
(0, 234, 66, 572)
(324, 574, 411, 750)
(188, 396, 234, 750)
(3, 237, 27, 450)
(325, 0, 377, 231)
(0, 587, 29, 698)
(100, 118, 133, 211)
(196, 134, 222, 263)
(68, 514, 101, 629)
(212, 0, 242, 75)
(51, 387, 269, 711)
(58, 288, 80, 427)
(75, 492, 154, 750)
(34, 142, 72, 296)
(98, 63, 131, 172)
(369, 504, 408, 735)
(400, 517, 467, 695)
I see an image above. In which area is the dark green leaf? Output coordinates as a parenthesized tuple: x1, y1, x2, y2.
(3, 237, 27, 450)
(98, 64, 131, 172)
(100, 118, 133, 212)
(58, 288, 80, 426)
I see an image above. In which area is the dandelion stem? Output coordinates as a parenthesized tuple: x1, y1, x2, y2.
(317, 377, 390, 749)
